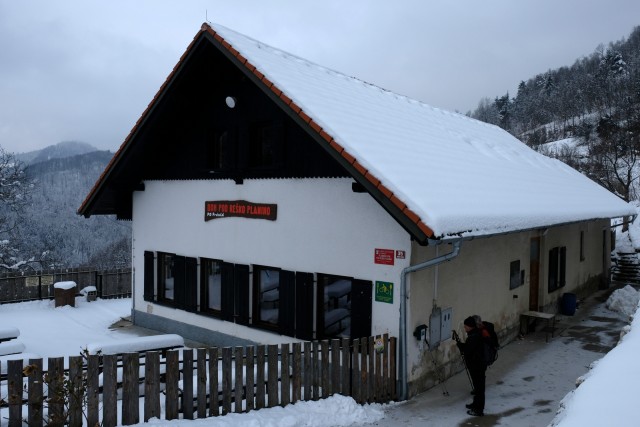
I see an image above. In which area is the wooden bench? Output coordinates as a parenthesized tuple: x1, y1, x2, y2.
(86, 334, 185, 356)
(0, 327, 19, 343)
(520, 311, 556, 342)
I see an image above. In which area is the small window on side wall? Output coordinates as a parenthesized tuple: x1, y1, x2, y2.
(509, 260, 523, 290)
(580, 231, 585, 261)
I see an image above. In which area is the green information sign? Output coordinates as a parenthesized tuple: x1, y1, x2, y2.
(375, 281, 394, 304)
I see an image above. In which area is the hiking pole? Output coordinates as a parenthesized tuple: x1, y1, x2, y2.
(452, 330, 474, 393)
(424, 337, 450, 396)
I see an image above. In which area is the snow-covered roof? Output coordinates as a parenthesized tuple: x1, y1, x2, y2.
(203, 22, 634, 239)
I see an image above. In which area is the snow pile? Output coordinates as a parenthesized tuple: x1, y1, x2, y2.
(550, 292, 640, 426)
(142, 394, 384, 427)
(605, 285, 640, 318)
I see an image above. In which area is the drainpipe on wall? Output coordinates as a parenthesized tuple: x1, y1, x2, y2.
(398, 239, 462, 401)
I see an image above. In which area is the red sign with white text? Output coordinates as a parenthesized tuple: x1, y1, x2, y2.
(204, 200, 277, 221)
(374, 248, 395, 265)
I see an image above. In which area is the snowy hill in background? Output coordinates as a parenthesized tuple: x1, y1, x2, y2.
(12, 143, 132, 269)
(17, 141, 98, 165)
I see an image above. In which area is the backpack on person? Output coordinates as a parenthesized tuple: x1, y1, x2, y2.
(481, 321, 499, 366)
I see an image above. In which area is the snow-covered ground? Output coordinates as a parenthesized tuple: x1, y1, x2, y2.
(1, 236, 640, 426)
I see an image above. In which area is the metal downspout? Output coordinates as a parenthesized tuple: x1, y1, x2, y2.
(399, 239, 462, 401)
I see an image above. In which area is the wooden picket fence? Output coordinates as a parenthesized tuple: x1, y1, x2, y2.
(2, 334, 396, 426)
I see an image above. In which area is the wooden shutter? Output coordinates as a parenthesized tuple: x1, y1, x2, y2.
(173, 255, 186, 309)
(143, 251, 155, 301)
(185, 257, 198, 312)
(560, 246, 567, 288)
(350, 279, 372, 339)
(235, 264, 250, 325)
(278, 270, 296, 337)
(220, 262, 235, 322)
(295, 272, 314, 340)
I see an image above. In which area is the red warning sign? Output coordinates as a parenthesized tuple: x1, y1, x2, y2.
(374, 248, 395, 265)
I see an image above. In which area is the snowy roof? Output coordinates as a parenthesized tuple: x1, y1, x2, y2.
(201, 23, 635, 239)
(80, 23, 635, 240)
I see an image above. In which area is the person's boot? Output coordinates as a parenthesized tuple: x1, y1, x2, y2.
(467, 408, 484, 417)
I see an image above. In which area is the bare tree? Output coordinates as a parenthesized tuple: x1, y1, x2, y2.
(0, 146, 35, 270)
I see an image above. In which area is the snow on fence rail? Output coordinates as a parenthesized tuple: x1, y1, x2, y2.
(0, 268, 131, 303)
(0, 334, 396, 426)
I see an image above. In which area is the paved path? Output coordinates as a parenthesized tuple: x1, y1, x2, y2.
(372, 287, 629, 427)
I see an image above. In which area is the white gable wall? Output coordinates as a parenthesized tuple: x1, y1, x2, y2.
(131, 178, 411, 344)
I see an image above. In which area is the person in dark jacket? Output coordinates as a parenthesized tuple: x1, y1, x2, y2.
(456, 315, 486, 416)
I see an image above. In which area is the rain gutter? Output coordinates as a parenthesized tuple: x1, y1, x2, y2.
(398, 239, 462, 401)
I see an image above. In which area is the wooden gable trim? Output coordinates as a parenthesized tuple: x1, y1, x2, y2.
(199, 23, 435, 242)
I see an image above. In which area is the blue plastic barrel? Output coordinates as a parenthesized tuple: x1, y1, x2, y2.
(561, 293, 577, 315)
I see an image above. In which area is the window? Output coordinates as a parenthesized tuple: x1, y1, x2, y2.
(548, 246, 567, 293)
(154, 252, 197, 311)
(509, 260, 523, 290)
(206, 129, 235, 171)
(253, 266, 281, 330)
(201, 258, 222, 314)
(580, 231, 585, 261)
(317, 274, 352, 339)
(158, 252, 175, 302)
(248, 122, 282, 169)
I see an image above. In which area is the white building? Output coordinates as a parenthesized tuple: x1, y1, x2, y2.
(79, 22, 635, 399)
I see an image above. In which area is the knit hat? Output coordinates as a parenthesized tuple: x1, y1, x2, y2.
(464, 316, 476, 328)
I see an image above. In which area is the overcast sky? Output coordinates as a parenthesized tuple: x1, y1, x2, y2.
(1, 1, 639, 154)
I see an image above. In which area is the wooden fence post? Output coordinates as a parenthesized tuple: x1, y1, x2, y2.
(303, 341, 311, 401)
(144, 351, 161, 422)
(8, 359, 23, 427)
(341, 338, 350, 395)
(352, 338, 361, 403)
(197, 348, 207, 418)
(122, 353, 140, 425)
(331, 339, 340, 395)
(256, 345, 265, 409)
(291, 342, 301, 403)
(221, 347, 232, 415)
(86, 354, 100, 427)
(312, 341, 320, 400)
(360, 337, 369, 403)
(234, 347, 244, 413)
(47, 357, 65, 427)
(102, 354, 118, 427)
(321, 341, 329, 398)
(27, 358, 43, 427)
(182, 349, 194, 419)
(246, 345, 255, 411)
(267, 344, 279, 408)
(280, 343, 290, 406)
(68, 356, 83, 427)
(209, 347, 219, 417)
(165, 350, 180, 420)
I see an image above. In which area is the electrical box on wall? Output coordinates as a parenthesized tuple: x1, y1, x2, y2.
(429, 306, 453, 348)
(441, 307, 452, 341)
(429, 307, 441, 347)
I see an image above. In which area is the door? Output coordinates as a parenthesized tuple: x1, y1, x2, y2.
(529, 237, 540, 311)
